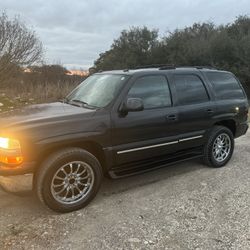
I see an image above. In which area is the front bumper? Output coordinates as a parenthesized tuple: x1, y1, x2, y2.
(0, 162, 35, 176)
(0, 174, 33, 193)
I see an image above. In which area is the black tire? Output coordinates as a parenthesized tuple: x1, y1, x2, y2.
(34, 148, 103, 213)
(203, 126, 234, 168)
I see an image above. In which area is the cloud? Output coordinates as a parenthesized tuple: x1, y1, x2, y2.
(1, 0, 249, 69)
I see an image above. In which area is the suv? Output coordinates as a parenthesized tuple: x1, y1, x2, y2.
(0, 66, 248, 212)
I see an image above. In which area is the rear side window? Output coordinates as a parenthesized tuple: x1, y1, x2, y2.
(174, 74, 209, 105)
(206, 72, 245, 100)
(128, 75, 172, 109)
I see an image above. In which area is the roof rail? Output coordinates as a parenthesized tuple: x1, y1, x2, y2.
(135, 64, 173, 69)
(193, 66, 217, 70)
(159, 65, 176, 70)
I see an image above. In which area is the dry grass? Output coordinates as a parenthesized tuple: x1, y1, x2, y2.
(0, 81, 79, 113)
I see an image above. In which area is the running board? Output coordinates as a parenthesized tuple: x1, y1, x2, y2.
(109, 149, 203, 179)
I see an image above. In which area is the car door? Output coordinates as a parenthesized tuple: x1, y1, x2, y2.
(169, 72, 216, 149)
(111, 74, 179, 166)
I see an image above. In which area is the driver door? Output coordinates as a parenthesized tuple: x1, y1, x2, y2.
(111, 74, 179, 166)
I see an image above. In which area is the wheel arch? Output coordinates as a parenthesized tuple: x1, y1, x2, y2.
(214, 119, 236, 136)
(34, 140, 108, 180)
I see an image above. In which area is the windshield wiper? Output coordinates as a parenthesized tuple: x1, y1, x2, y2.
(68, 99, 98, 109)
(71, 99, 89, 106)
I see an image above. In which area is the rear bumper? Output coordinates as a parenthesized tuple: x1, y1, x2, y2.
(235, 122, 249, 138)
(0, 162, 35, 176)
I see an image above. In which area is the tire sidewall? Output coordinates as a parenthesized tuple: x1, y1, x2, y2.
(38, 150, 102, 213)
(208, 127, 234, 167)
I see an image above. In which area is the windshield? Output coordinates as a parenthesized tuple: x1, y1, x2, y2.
(66, 74, 129, 108)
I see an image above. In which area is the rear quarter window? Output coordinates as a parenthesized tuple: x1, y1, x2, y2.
(206, 72, 245, 100)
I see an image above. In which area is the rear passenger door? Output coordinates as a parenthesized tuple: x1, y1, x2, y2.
(204, 71, 248, 120)
(170, 72, 216, 148)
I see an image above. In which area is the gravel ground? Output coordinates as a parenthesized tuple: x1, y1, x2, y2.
(0, 131, 249, 250)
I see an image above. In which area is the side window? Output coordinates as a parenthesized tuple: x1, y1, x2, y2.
(206, 72, 245, 100)
(174, 74, 209, 105)
(128, 75, 172, 109)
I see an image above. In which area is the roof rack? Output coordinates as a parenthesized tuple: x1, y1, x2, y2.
(135, 64, 174, 69)
(126, 65, 217, 71)
(193, 65, 217, 70)
(174, 65, 217, 70)
(159, 65, 176, 70)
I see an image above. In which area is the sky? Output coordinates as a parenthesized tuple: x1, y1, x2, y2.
(0, 0, 249, 69)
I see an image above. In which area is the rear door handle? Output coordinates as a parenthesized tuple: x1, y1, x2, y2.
(207, 109, 214, 114)
(166, 114, 177, 121)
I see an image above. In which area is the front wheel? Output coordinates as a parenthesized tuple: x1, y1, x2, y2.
(203, 126, 234, 168)
(35, 148, 103, 213)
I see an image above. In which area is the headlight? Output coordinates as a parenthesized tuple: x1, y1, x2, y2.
(0, 137, 23, 165)
(0, 137, 21, 150)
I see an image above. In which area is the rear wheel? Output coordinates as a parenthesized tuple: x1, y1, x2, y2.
(35, 148, 103, 213)
(203, 126, 234, 168)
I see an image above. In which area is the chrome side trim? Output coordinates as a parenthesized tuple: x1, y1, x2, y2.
(117, 141, 178, 154)
(179, 135, 203, 142)
(117, 135, 203, 155)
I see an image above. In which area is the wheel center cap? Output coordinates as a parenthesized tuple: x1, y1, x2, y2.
(69, 178, 75, 185)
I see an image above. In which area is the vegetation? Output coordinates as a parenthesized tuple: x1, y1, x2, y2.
(93, 16, 250, 97)
(0, 13, 84, 112)
(0, 64, 83, 112)
(1, 13, 250, 113)
(0, 12, 43, 83)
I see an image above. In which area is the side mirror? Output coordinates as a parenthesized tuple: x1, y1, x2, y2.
(120, 98, 144, 115)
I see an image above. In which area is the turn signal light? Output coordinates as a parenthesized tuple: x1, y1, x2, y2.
(0, 155, 24, 165)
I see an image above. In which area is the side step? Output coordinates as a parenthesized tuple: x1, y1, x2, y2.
(109, 148, 203, 179)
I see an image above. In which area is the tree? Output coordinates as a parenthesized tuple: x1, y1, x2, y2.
(0, 12, 43, 83)
(93, 27, 161, 71)
(92, 16, 250, 98)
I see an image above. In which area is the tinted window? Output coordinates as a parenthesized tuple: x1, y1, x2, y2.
(128, 75, 172, 109)
(174, 74, 209, 105)
(206, 72, 244, 100)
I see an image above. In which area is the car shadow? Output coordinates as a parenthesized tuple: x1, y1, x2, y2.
(0, 159, 205, 214)
(99, 159, 204, 197)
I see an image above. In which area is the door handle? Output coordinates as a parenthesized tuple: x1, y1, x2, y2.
(206, 109, 214, 114)
(166, 114, 177, 121)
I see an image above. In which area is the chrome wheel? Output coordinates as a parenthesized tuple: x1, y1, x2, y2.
(212, 133, 231, 163)
(51, 161, 95, 205)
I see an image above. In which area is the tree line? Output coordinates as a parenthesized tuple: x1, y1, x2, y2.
(93, 16, 250, 96)
(1, 12, 250, 97)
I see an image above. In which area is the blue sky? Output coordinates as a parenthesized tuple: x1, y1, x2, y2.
(0, 0, 249, 69)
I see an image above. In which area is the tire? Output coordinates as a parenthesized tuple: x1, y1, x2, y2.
(35, 148, 103, 213)
(203, 126, 234, 168)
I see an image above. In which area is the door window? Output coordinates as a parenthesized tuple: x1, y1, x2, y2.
(128, 75, 172, 109)
(205, 72, 245, 99)
(174, 74, 209, 105)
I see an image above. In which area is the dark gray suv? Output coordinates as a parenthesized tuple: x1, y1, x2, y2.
(0, 66, 248, 212)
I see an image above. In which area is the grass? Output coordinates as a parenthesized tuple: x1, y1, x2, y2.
(0, 81, 79, 113)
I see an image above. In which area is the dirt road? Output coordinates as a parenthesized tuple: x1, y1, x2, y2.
(0, 132, 249, 250)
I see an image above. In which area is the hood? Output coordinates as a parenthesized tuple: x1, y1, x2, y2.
(0, 102, 97, 141)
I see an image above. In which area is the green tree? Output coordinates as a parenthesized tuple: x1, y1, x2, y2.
(93, 27, 161, 71)
(92, 16, 250, 97)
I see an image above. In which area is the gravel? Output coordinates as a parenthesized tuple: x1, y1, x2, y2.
(0, 131, 249, 250)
